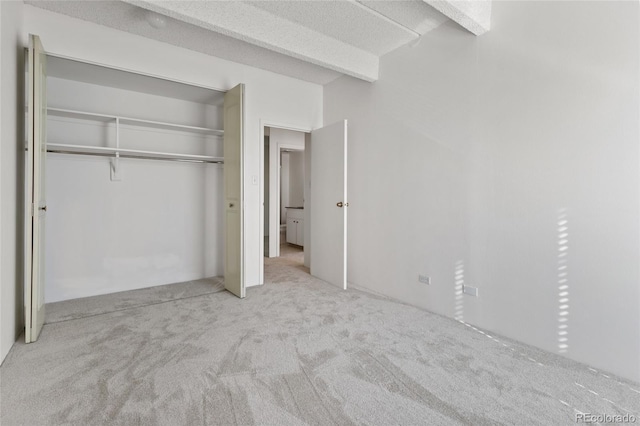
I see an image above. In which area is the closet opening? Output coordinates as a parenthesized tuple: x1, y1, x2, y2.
(42, 54, 229, 322)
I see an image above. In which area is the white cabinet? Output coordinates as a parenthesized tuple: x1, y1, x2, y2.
(286, 218, 297, 244)
(286, 208, 304, 246)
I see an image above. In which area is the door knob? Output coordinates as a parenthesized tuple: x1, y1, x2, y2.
(229, 203, 235, 208)
(336, 202, 349, 208)
(39, 206, 47, 212)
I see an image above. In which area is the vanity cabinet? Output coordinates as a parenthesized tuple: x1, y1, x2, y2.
(285, 208, 304, 246)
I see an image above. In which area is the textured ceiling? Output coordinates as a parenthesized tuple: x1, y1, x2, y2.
(125, 0, 380, 81)
(25, 1, 343, 84)
(246, 1, 418, 56)
(25, 0, 491, 85)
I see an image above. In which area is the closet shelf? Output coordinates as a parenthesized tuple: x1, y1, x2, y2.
(48, 107, 224, 136)
(47, 143, 224, 164)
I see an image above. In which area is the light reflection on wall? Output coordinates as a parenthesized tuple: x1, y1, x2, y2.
(454, 260, 464, 322)
(557, 208, 569, 354)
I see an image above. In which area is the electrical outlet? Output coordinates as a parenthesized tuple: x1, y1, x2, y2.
(418, 274, 431, 285)
(463, 285, 479, 297)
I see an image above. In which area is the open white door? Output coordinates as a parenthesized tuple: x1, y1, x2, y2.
(223, 84, 245, 298)
(25, 34, 47, 343)
(310, 120, 348, 289)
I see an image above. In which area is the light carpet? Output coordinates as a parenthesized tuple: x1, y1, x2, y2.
(1, 251, 638, 425)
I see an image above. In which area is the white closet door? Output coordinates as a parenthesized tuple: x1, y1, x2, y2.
(310, 120, 348, 290)
(25, 34, 48, 343)
(223, 84, 245, 298)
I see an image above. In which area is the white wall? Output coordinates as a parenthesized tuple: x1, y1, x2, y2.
(23, 5, 323, 290)
(280, 150, 305, 221)
(0, 0, 24, 365)
(45, 77, 223, 302)
(280, 152, 290, 225)
(288, 151, 304, 207)
(1, 0, 4, 364)
(324, 1, 640, 382)
(264, 136, 269, 238)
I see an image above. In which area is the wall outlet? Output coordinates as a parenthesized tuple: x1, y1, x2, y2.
(418, 274, 431, 285)
(463, 285, 479, 297)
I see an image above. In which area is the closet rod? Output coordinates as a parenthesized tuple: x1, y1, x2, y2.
(47, 149, 224, 164)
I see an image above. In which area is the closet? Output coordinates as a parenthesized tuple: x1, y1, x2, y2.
(45, 56, 224, 302)
(25, 34, 244, 342)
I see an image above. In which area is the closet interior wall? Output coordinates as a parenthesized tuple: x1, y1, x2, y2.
(45, 60, 224, 303)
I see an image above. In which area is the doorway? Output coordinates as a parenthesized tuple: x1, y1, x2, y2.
(263, 126, 308, 267)
(259, 119, 349, 290)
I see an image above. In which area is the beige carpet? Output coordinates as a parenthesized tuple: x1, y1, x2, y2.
(1, 250, 638, 425)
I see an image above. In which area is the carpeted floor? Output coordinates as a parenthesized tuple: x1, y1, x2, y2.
(1, 247, 638, 425)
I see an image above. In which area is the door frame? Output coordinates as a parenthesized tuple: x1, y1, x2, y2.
(258, 120, 311, 285)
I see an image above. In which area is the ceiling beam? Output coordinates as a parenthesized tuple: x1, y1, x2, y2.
(353, 0, 421, 39)
(423, 0, 491, 35)
(123, 0, 379, 82)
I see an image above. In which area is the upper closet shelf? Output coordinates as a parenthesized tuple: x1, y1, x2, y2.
(48, 107, 224, 136)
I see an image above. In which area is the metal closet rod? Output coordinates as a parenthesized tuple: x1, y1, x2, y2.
(47, 149, 224, 164)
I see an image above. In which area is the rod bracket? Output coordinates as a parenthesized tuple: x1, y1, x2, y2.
(110, 154, 122, 181)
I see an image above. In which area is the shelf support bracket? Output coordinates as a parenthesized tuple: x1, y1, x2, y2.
(110, 117, 122, 181)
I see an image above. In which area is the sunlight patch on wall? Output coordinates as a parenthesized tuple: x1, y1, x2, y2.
(557, 208, 570, 354)
(454, 260, 464, 322)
